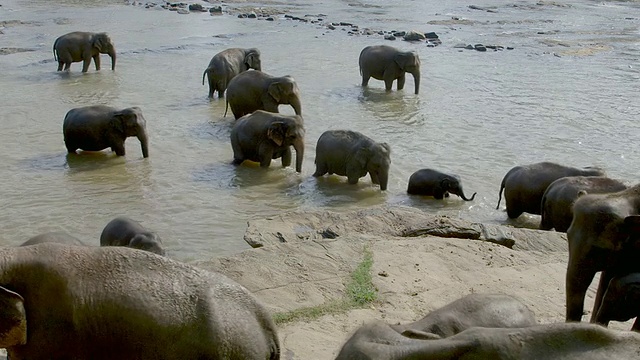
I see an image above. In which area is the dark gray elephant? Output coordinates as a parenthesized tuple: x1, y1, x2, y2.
(359, 45, 420, 94)
(230, 110, 305, 172)
(407, 169, 476, 201)
(202, 48, 261, 99)
(0, 243, 280, 360)
(225, 70, 302, 119)
(540, 176, 627, 232)
(313, 130, 391, 191)
(53, 31, 116, 72)
(63, 105, 149, 158)
(565, 184, 640, 323)
(595, 272, 640, 331)
(391, 293, 535, 340)
(335, 321, 640, 360)
(496, 161, 605, 219)
(100, 216, 165, 256)
(21, 232, 86, 246)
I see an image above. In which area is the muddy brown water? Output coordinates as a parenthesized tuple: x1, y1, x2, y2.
(0, 0, 638, 261)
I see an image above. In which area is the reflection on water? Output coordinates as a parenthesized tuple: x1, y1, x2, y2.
(1, 0, 639, 261)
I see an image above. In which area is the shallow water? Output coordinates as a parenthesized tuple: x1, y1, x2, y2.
(0, 0, 639, 261)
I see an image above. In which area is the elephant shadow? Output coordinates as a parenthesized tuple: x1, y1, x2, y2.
(303, 176, 388, 207)
(357, 87, 423, 125)
(64, 152, 126, 173)
(21, 153, 69, 172)
(192, 161, 300, 190)
(190, 118, 234, 142)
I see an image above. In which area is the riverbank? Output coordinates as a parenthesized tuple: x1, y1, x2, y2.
(194, 206, 633, 359)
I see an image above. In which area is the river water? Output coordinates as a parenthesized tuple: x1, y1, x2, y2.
(0, 0, 638, 261)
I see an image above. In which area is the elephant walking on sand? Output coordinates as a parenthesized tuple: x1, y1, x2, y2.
(496, 161, 604, 219)
(359, 45, 421, 94)
(0, 243, 280, 360)
(595, 272, 640, 331)
(53, 31, 116, 72)
(313, 130, 391, 191)
(230, 110, 305, 172)
(100, 216, 165, 256)
(202, 48, 261, 99)
(407, 169, 476, 201)
(225, 70, 302, 119)
(540, 176, 627, 232)
(63, 105, 149, 158)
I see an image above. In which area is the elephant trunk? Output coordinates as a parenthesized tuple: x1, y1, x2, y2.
(293, 137, 304, 173)
(109, 50, 116, 71)
(412, 69, 420, 95)
(459, 190, 476, 201)
(138, 131, 149, 158)
(379, 169, 389, 191)
(290, 96, 302, 116)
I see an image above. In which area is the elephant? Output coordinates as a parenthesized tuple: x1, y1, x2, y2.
(358, 45, 421, 94)
(565, 183, 640, 324)
(63, 105, 149, 158)
(313, 130, 391, 191)
(202, 48, 261, 99)
(225, 70, 302, 119)
(20, 231, 86, 246)
(496, 161, 605, 219)
(540, 176, 627, 232)
(230, 110, 305, 172)
(0, 243, 280, 360)
(334, 321, 640, 360)
(100, 216, 165, 256)
(595, 272, 640, 331)
(390, 293, 536, 340)
(53, 31, 116, 72)
(406, 169, 476, 201)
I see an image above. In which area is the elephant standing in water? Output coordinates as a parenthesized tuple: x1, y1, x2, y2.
(230, 110, 305, 172)
(540, 176, 627, 232)
(202, 48, 261, 99)
(0, 243, 280, 360)
(63, 105, 149, 158)
(53, 31, 116, 72)
(565, 184, 640, 324)
(359, 45, 421, 94)
(496, 161, 604, 219)
(595, 272, 640, 331)
(407, 169, 476, 201)
(225, 70, 302, 119)
(313, 130, 391, 191)
(100, 216, 165, 256)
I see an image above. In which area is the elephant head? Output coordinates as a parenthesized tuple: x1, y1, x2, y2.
(268, 76, 302, 116)
(357, 142, 391, 191)
(395, 51, 420, 94)
(112, 107, 149, 158)
(442, 177, 477, 201)
(0, 286, 27, 348)
(130, 233, 165, 256)
(92, 33, 116, 70)
(244, 48, 261, 71)
(267, 117, 305, 172)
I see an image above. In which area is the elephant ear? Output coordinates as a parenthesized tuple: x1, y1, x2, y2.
(268, 82, 284, 102)
(354, 146, 370, 170)
(441, 178, 451, 190)
(394, 51, 420, 70)
(244, 49, 260, 69)
(623, 215, 640, 249)
(92, 33, 108, 52)
(0, 286, 27, 348)
(267, 121, 286, 146)
(113, 108, 142, 135)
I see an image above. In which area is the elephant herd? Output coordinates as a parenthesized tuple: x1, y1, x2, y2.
(2, 29, 638, 359)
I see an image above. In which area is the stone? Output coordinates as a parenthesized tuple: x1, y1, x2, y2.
(177, 8, 189, 14)
(188, 3, 203, 11)
(424, 32, 439, 39)
(403, 30, 426, 41)
(393, 31, 406, 37)
(384, 34, 396, 40)
(474, 44, 487, 51)
(209, 6, 222, 13)
(248, 12, 257, 18)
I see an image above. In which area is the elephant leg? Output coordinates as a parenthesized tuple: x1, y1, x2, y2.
(566, 259, 597, 322)
(281, 148, 292, 167)
(590, 270, 614, 323)
(433, 189, 445, 200)
(370, 172, 380, 185)
(231, 139, 244, 165)
(632, 317, 640, 331)
(57, 61, 64, 71)
(259, 145, 274, 168)
(82, 57, 91, 73)
(347, 173, 360, 185)
(361, 72, 370, 87)
(93, 54, 101, 71)
(383, 70, 395, 91)
(397, 74, 406, 90)
(444, 192, 450, 198)
(66, 143, 77, 154)
(64, 62, 71, 71)
(313, 161, 328, 177)
(112, 144, 126, 156)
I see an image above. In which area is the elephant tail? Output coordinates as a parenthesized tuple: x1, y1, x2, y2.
(224, 99, 229, 117)
(496, 177, 506, 209)
(202, 68, 209, 86)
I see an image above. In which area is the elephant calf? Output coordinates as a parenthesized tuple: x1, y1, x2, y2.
(53, 31, 116, 72)
(202, 47, 261, 99)
(21, 231, 86, 247)
(230, 110, 305, 172)
(100, 216, 165, 256)
(496, 161, 605, 219)
(540, 176, 627, 232)
(595, 272, 640, 332)
(313, 130, 391, 191)
(0, 243, 280, 360)
(63, 105, 149, 158)
(359, 45, 421, 94)
(225, 70, 302, 119)
(407, 169, 476, 201)
(391, 293, 535, 340)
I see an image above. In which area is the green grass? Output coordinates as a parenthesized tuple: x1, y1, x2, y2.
(272, 247, 377, 325)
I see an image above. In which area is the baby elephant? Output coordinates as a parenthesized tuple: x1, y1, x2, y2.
(230, 110, 305, 172)
(53, 31, 116, 72)
(313, 130, 391, 191)
(391, 293, 536, 339)
(63, 105, 149, 158)
(21, 231, 86, 246)
(100, 216, 165, 256)
(359, 45, 421, 94)
(407, 169, 476, 201)
(202, 48, 261, 99)
(595, 272, 640, 331)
